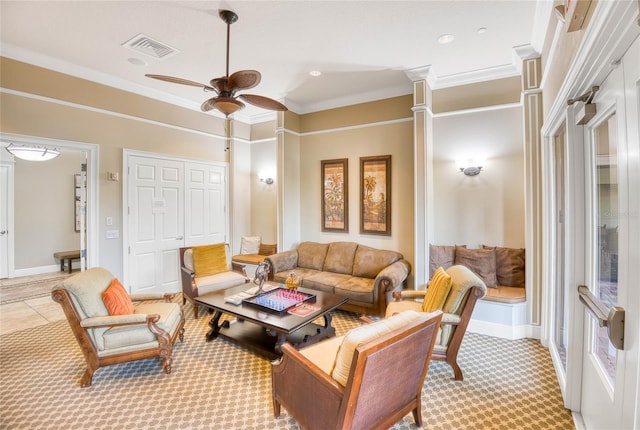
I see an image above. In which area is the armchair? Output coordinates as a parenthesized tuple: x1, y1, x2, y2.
(179, 244, 249, 318)
(271, 310, 442, 430)
(51, 267, 185, 387)
(386, 264, 487, 381)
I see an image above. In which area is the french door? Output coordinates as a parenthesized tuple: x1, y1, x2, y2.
(578, 35, 639, 429)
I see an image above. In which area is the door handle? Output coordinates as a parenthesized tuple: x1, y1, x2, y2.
(0, 230, 6, 235)
(578, 285, 625, 350)
(176, 236, 184, 240)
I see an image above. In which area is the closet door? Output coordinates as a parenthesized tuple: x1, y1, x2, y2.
(184, 162, 227, 247)
(127, 155, 184, 294)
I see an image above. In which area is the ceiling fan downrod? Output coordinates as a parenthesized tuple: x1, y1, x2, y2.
(219, 10, 238, 79)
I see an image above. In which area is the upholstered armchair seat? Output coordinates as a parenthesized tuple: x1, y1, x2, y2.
(386, 264, 487, 381)
(52, 267, 185, 387)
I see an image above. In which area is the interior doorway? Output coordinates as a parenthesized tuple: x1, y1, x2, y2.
(0, 133, 99, 278)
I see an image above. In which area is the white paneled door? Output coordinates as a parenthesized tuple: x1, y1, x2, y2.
(125, 153, 228, 294)
(127, 156, 184, 294)
(185, 162, 227, 247)
(0, 164, 10, 278)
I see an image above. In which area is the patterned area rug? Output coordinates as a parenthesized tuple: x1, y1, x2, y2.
(0, 273, 71, 305)
(0, 304, 575, 429)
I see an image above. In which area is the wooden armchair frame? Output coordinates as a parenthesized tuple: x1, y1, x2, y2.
(52, 288, 185, 387)
(392, 284, 485, 380)
(271, 311, 442, 430)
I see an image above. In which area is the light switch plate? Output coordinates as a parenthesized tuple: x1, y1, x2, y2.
(106, 217, 113, 226)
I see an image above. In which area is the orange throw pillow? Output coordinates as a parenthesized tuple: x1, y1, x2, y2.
(102, 278, 135, 315)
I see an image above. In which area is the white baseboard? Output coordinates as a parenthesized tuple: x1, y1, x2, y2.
(13, 264, 63, 278)
(468, 318, 540, 340)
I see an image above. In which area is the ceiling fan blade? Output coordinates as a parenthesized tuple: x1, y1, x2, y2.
(228, 70, 261, 91)
(238, 94, 288, 111)
(201, 97, 246, 115)
(146, 74, 216, 92)
(209, 77, 228, 93)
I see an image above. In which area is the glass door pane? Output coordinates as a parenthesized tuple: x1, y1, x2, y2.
(553, 126, 568, 371)
(593, 113, 618, 384)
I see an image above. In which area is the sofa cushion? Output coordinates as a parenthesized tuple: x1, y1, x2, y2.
(195, 271, 247, 296)
(299, 335, 345, 375)
(428, 244, 461, 278)
(352, 245, 402, 279)
(193, 243, 228, 277)
(231, 254, 266, 265)
(100, 302, 182, 353)
(335, 277, 375, 304)
(483, 245, 526, 287)
(183, 249, 195, 272)
(240, 236, 261, 254)
(331, 310, 424, 386)
(102, 278, 134, 315)
(454, 246, 497, 288)
(297, 242, 329, 271)
(273, 268, 322, 284)
(484, 286, 526, 304)
(423, 267, 452, 312)
(304, 272, 351, 294)
(323, 242, 358, 275)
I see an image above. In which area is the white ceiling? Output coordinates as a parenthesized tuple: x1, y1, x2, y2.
(0, 1, 548, 123)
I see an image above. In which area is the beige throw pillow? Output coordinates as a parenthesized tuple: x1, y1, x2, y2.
(240, 236, 261, 255)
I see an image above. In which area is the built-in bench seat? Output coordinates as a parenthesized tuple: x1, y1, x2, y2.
(430, 244, 528, 339)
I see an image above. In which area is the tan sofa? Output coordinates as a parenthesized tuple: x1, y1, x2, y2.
(266, 241, 411, 316)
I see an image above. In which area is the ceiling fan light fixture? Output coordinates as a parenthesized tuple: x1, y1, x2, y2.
(216, 97, 245, 116)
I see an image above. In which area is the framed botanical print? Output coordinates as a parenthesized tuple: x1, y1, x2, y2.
(321, 158, 348, 232)
(360, 155, 391, 235)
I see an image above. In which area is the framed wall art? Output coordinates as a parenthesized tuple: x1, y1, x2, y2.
(360, 155, 391, 235)
(321, 158, 348, 232)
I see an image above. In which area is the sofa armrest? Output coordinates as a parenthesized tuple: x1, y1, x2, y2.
(375, 259, 411, 294)
(266, 250, 298, 275)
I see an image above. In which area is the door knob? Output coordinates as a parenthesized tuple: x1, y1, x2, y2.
(176, 236, 184, 240)
(0, 230, 6, 235)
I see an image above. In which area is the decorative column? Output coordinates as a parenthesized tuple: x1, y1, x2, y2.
(521, 56, 543, 328)
(276, 109, 301, 252)
(405, 66, 433, 289)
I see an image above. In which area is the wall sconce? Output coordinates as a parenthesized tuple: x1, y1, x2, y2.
(4, 142, 60, 161)
(458, 159, 484, 176)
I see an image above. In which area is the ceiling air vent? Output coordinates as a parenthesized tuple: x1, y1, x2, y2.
(122, 34, 179, 60)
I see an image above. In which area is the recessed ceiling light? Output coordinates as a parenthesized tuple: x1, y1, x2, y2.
(309, 70, 322, 77)
(437, 34, 455, 44)
(128, 57, 147, 66)
(477, 27, 488, 34)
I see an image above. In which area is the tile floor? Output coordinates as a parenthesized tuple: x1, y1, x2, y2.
(0, 273, 66, 336)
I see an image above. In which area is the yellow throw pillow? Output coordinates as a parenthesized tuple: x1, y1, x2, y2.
(422, 266, 452, 312)
(192, 243, 228, 277)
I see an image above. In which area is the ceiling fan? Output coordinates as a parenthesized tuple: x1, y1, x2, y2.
(146, 9, 287, 117)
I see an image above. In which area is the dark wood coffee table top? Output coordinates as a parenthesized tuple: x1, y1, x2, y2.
(194, 283, 348, 358)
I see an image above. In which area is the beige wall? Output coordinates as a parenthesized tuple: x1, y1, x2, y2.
(1, 58, 232, 278)
(250, 140, 277, 244)
(13, 150, 82, 268)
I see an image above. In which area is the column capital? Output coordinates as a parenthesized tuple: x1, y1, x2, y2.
(404, 65, 432, 82)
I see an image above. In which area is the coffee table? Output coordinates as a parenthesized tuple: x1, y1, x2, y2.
(194, 283, 348, 359)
